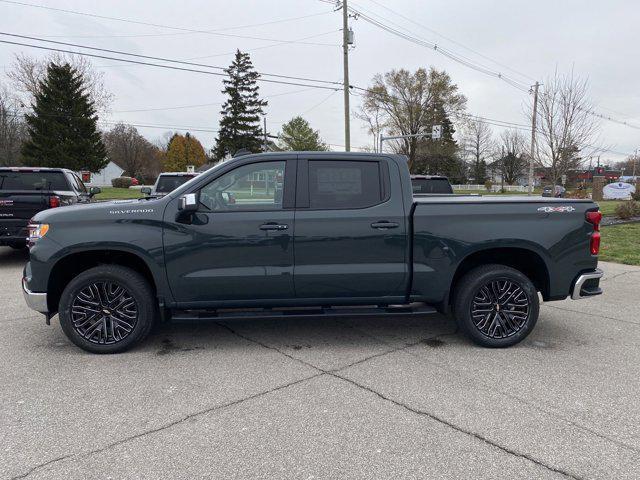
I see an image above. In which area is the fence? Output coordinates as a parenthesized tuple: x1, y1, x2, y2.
(452, 184, 527, 193)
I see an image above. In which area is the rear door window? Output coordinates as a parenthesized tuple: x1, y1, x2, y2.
(307, 160, 383, 209)
(0, 171, 69, 191)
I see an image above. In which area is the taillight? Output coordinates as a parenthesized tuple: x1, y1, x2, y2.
(49, 195, 60, 208)
(590, 232, 601, 255)
(586, 210, 602, 255)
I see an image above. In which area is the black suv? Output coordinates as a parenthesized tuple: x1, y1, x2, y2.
(0, 167, 99, 248)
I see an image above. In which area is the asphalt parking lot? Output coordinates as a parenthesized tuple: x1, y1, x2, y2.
(1, 247, 639, 479)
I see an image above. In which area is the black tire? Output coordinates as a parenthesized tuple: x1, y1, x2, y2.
(453, 264, 539, 348)
(58, 265, 156, 353)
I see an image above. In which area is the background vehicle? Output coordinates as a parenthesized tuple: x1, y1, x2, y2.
(542, 185, 566, 197)
(141, 172, 198, 197)
(0, 167, 99, 249)
(23, 153, 602, 353)
(411, 175, 454, 194)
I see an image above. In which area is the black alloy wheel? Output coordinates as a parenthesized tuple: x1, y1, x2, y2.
(59, 265, 156, 353)
(70, 281, 138, 345)
(453, 264, 539, 348)
(470, 279, 530, 339)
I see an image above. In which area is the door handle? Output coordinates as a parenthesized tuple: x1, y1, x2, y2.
(260, 223, 288, 231)
(371, 221, 399, 229)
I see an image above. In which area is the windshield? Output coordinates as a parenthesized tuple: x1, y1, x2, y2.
(155, 174, 197, 193)
(412, 178, 453, 194)
(0, 171, 69, 191)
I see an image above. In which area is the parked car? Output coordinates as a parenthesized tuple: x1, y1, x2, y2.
(23, 152, 602, 353)
(0, 167, 99, 249)
(411, 175, 454, 194)
(542, 185, 566, 197)
(141, 172, 199, 197)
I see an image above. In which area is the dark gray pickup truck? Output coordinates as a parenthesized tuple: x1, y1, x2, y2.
(0, 167, 99, 248)
(22, 152, 603, 353)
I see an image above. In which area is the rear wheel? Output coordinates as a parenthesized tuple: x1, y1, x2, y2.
(58, 265, 156, 353)
(453, 264, 539, 348)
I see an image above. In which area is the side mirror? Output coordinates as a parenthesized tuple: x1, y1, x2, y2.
(89, 187, 101, 197)
(140, 187, 152, 195)
(178, 193, 199, 212)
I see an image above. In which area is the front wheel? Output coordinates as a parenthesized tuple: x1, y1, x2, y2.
(58, 265, 156, 353)
(453, 264, 539, 348)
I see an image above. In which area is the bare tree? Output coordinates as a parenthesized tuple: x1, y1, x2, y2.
(103, 123, 159, 180)
(462, 119, 493, 183)
(496, 129, 529, 185)
(360, 67, 466, 169)
(0, 85, 27, 166)
(355, 103, 384, 152)
(8, 53, 113, 113)
(530, 70, 599, 185)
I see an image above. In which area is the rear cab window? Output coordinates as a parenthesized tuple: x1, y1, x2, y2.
(0, 170, 70, 191)
(412, 178, 453, 194)
(306, 160, 386, 209)
(156, 175, 197, 193)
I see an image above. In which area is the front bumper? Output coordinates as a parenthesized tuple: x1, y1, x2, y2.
(571, 268, 604, 300)
(22, 277, 48, 313)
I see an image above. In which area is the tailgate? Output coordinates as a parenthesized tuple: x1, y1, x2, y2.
(0, 191, 48, 221)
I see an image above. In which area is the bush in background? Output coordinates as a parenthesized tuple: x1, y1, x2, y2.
(615, 201, 640, 220)
(631, 190, 640, 202)
(111, 176, 133, 188)
(566, 189, 589, 199)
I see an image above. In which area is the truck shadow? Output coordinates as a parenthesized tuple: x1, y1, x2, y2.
(146, 314, 462, 357)
(0, 246, 29, 268)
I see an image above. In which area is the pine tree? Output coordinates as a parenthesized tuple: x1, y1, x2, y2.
(278, 116, 328, 151)
(213, 50, 267, 159)
(22, 63, 107, 171)
(164, 132, 207, 172)
(413, 102, 466, 182)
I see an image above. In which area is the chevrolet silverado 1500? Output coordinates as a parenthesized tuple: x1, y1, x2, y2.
(22, 152, 603, 353)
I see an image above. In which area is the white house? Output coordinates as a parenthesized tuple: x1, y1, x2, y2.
(81, 160, 124, 186)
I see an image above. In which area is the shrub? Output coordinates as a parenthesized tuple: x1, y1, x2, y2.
(566, 189, 588, 199)
(615, 201, 640, 220)
(631, 190, 640, 202)
(111, 176, 133, 188)
(484, 180, 493, 191)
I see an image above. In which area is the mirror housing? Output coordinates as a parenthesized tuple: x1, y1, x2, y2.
(140, 187, 152, 195)
(178, 193, 198, 212)
(89, 186, 101, 197)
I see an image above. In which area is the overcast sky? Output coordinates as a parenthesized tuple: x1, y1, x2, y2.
(1, 0, 638, 162)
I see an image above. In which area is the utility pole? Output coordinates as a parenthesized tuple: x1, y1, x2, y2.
(263, 116, 268, 152)
(341, 0, 351, 151)
(634, 149, 638, 178)
(528, 81, 540, 195)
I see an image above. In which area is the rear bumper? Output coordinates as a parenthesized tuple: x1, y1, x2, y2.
(22, 277, 48, 314)
(571, 268, 604, 300)
(0, 221, 28, 245)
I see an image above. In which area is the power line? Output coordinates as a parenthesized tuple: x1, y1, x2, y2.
(112, 87, 318, 114)
(0, 0, 337, 46)
(0, 38, 342, 91)
(33, 11, 333, 39)
(0, 32, 343, 87)
(362, 0, 536, 82)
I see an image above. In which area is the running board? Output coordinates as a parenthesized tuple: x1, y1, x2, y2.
(170, 304, 438, 322)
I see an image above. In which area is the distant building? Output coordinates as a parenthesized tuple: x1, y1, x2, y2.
(80, 160, 124, 186)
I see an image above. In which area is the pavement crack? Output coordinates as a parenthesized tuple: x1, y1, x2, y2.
(543, 303, 638, 327)
(330, 372, 581, 480)
(600, 270, 640, 283)
(10, 372, 323, 480)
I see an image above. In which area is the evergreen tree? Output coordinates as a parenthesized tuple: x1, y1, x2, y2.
(413, 102, 465, 181)
(278, 116, 328, 151)
(213, 50, 267, 159)
(164, 132, 207, 171)
(22, 63, 107, 171)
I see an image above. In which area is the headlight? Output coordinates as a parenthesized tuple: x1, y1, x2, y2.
(27, 223, 50, 246)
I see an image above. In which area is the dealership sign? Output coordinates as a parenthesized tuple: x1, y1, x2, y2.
(603, 182, 635, 200)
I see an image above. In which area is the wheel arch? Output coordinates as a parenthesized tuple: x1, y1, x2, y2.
(47, 249, 157, 314)
(448, 247, 550, 309)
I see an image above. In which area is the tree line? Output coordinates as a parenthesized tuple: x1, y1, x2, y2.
(0, 49, 606, 186)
